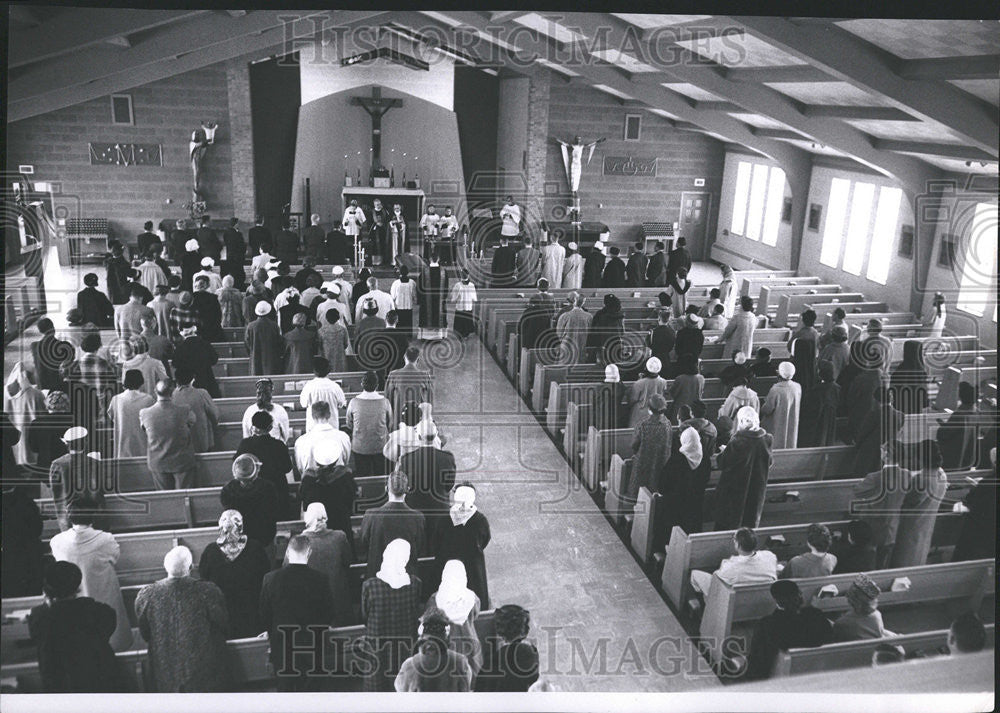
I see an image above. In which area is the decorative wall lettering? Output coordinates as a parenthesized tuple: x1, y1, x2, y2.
(603, 155, 657, 177)
(90, 143, 162, 166)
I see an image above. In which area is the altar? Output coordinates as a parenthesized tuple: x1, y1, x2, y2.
(341, 187, 424, 222)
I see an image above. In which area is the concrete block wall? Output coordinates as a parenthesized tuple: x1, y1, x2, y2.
(6, 64, 236, 241)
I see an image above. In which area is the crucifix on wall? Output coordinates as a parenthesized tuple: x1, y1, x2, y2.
(350, 86, 402, 173)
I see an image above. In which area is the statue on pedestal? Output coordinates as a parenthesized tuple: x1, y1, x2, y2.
(553, 134, 605, 222)
(189, 121, 218, 203)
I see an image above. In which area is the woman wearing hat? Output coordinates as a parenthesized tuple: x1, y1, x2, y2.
(760, 361, 802, 449)
(245, 300, 284, 375)
(172, 323, 220, 398)
(193, 256, 222, 294)
(627, 393, 672, 503)
(220, 454, 280, 549)
(714, 406, 773, 530)
(180, 238, 202, 292)
(241, 379, 291, 442)
(832, 573, 894, 642)
(283, 312, 316, 374)
(625, 356, 669, 428)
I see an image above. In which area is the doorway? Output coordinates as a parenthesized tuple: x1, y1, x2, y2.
(679, 191, 712, 260)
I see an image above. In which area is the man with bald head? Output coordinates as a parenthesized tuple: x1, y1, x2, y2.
(135, 546, 230, 692)
(139, 379, 198, 490)
(355, 275, 394, 322)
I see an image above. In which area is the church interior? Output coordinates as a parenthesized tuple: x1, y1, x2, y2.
(1, 6, 997, 710)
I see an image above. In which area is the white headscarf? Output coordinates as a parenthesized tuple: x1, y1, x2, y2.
(450, 485, 478, 527)
(604, 364, 620, 383)
(736, 405, 760, 432)
(679, 426, 703, 469)
(434, 560, 477, 624)
(376, 538, 411, 589)
(304, 502, 328, 532)
(778, 361, 796, 380)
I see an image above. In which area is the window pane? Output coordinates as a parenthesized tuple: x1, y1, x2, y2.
(957, 202, 999, 317)
(842, 182, 876, 275)
(866, 187, 903, 284)
(820, 178, 851, 267)
(762, 167, 786, 247)
(745, 163, 769, 241)
(731, 161, 751, 236)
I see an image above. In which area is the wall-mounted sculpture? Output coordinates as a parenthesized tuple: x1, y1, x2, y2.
(189, 121, 218, 203)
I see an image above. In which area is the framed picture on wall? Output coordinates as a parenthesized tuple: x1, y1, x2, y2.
(807, 203, 823, 232)
(624, 114, 641, 141)
(781, 197, 793, 224)
(898, 225, 914, 259)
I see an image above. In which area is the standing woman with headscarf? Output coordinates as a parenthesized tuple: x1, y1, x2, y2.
(432, 484, 491, 609)
(660, 425, 705, 545)
(889, 340, 930, 415)
(760, 361, 802, 449)
(217, 274, 245, 328)
(678, 403, 718, 534)
(667, 353, 704, 423)
(361, 539, 425, 691)
(714, 406, 773, 530)
(595, 363, 625, 431)
(626, 357, 668, 428)
(240, 378, 291, 442)
(289, 502, 354, 625)
(627, 393, 672, 505)
(198, 510, 271, 638)
(425, 559, 483, 676)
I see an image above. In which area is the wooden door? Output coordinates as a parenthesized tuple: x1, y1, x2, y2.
(680, 192, 711, 260)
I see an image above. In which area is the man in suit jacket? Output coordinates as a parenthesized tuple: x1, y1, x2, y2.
(645, 242, 667, 286)
(399, 420, 456, 542)
(137, 221, 161, 257)
(384, 346, 433, 419)
(666, 236, 692, 284)
(248, 215, 272, 255)
(259, 535, 335, 691)
(222, 218, 246, 287)
(359, 471, 426, 578)
(169, 220, 190, 262)
(172, 325, 220, 398)
(191, 276, 223, 342)
(625, 242, 648, 288)
(601, 246, 627, 288)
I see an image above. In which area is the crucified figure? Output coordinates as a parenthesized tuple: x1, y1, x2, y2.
(553, 135, 606, 194)
(190, 121, 218, 200)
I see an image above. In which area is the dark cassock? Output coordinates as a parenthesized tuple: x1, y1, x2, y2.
(105, 254, 132, 305)
(601, 255, 627, 288)
(245, 314, 285, 376)
(196, 226, 222, 260)
(645, 250, 667, 287)
(169, 227, 190, 262)
(666, 244, 692, 284)
(275, 228, 299, 265)
(191, 291, 223, 342)
(432, 508, 491, 610)
(302, 224, 326, 262)
(248, 224, 272, 255)
(325, 228, 350, 264)
(582, 249, 606, 289)
(137, 230, 161, 257)
(222, 225, 246, 287)
(490, 243, 517, 287)
(367, 201, 391, 264)
(418, 261, 450, 329)
(625, 250, 648, 288)
(172, 334, 220, 398)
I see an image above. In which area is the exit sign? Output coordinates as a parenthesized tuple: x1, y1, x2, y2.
(694, 178, 705, 187)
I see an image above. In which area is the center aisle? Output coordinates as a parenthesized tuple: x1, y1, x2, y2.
(421, 331, 720, 692)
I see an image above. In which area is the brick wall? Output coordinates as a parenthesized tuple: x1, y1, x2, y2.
(226, 58, 256, 224)
(542, 82, 725, 256)
(6, 64, 235, 242)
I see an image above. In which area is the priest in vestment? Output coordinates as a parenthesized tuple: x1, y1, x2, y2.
(419, 250, 450, 329)
(367, 199, 390, 266)
(490, 238, 517, 288)
(540, 239, 566, 289)
(388, 204, 408, 264)
(562, 242, 584, 289)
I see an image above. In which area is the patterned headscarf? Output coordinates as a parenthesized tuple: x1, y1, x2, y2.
(736, 405, 760, 432)
(45, 390, 71, 413)
(217, 510, 247, 561)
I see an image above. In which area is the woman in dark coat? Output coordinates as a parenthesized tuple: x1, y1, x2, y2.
(28, 561, 125, 693)
(627, 393, 672, 503)
(937, 382, 979, 470)
(172, 326, 220, 398)
(852, 387, 905, 477)
(836, 341, 866, 415)
(104, 244, 131, 305)
(951, 447, 997, 562)
(798, 361, 841, 447)
(594, 364, 626, 431)
(670, 404, 718, 535)
(714, 406, 773, 530)
(475, 604, 539, 692)
(299, 459, 357, 554)
(198, 510, 271, 639)
(845, 356, 886, 444)
(889, 340, 930, 415)
(2, 482, 45, 597)
(431, 484, 491, 609)
(586, 294, 625, 363)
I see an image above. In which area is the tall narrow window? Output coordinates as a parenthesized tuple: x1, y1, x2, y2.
(730, 161, 751, 236)
(957, 202, 999, 317)
(762, 167, 786, 246)
(865, 187, 903, 284)
(820, 178, 851, 267)
(745, 163, 769, 241)
(842, 182, 876, 275)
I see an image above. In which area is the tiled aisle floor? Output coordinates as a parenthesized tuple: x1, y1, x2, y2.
(426, 333, 720, 692)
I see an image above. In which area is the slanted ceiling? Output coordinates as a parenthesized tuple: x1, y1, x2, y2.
(8, 10, 999, 179)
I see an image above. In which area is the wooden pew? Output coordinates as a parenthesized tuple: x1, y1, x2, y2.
(217, 372, 365, 398)
(37, 478, 389, 539)
(739, 274, 814, 297)
(762, 284, 843, 322)
(660, 514, 966, 609)
(213, 391, 358, 422)
(936, 361, 997, 410)
(1, 609, 496, 692)
(700, 558, 996, 666)
(773, 624, 995, 677)
(824, 311, 915, 332)
(774, 292, 867, 327)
